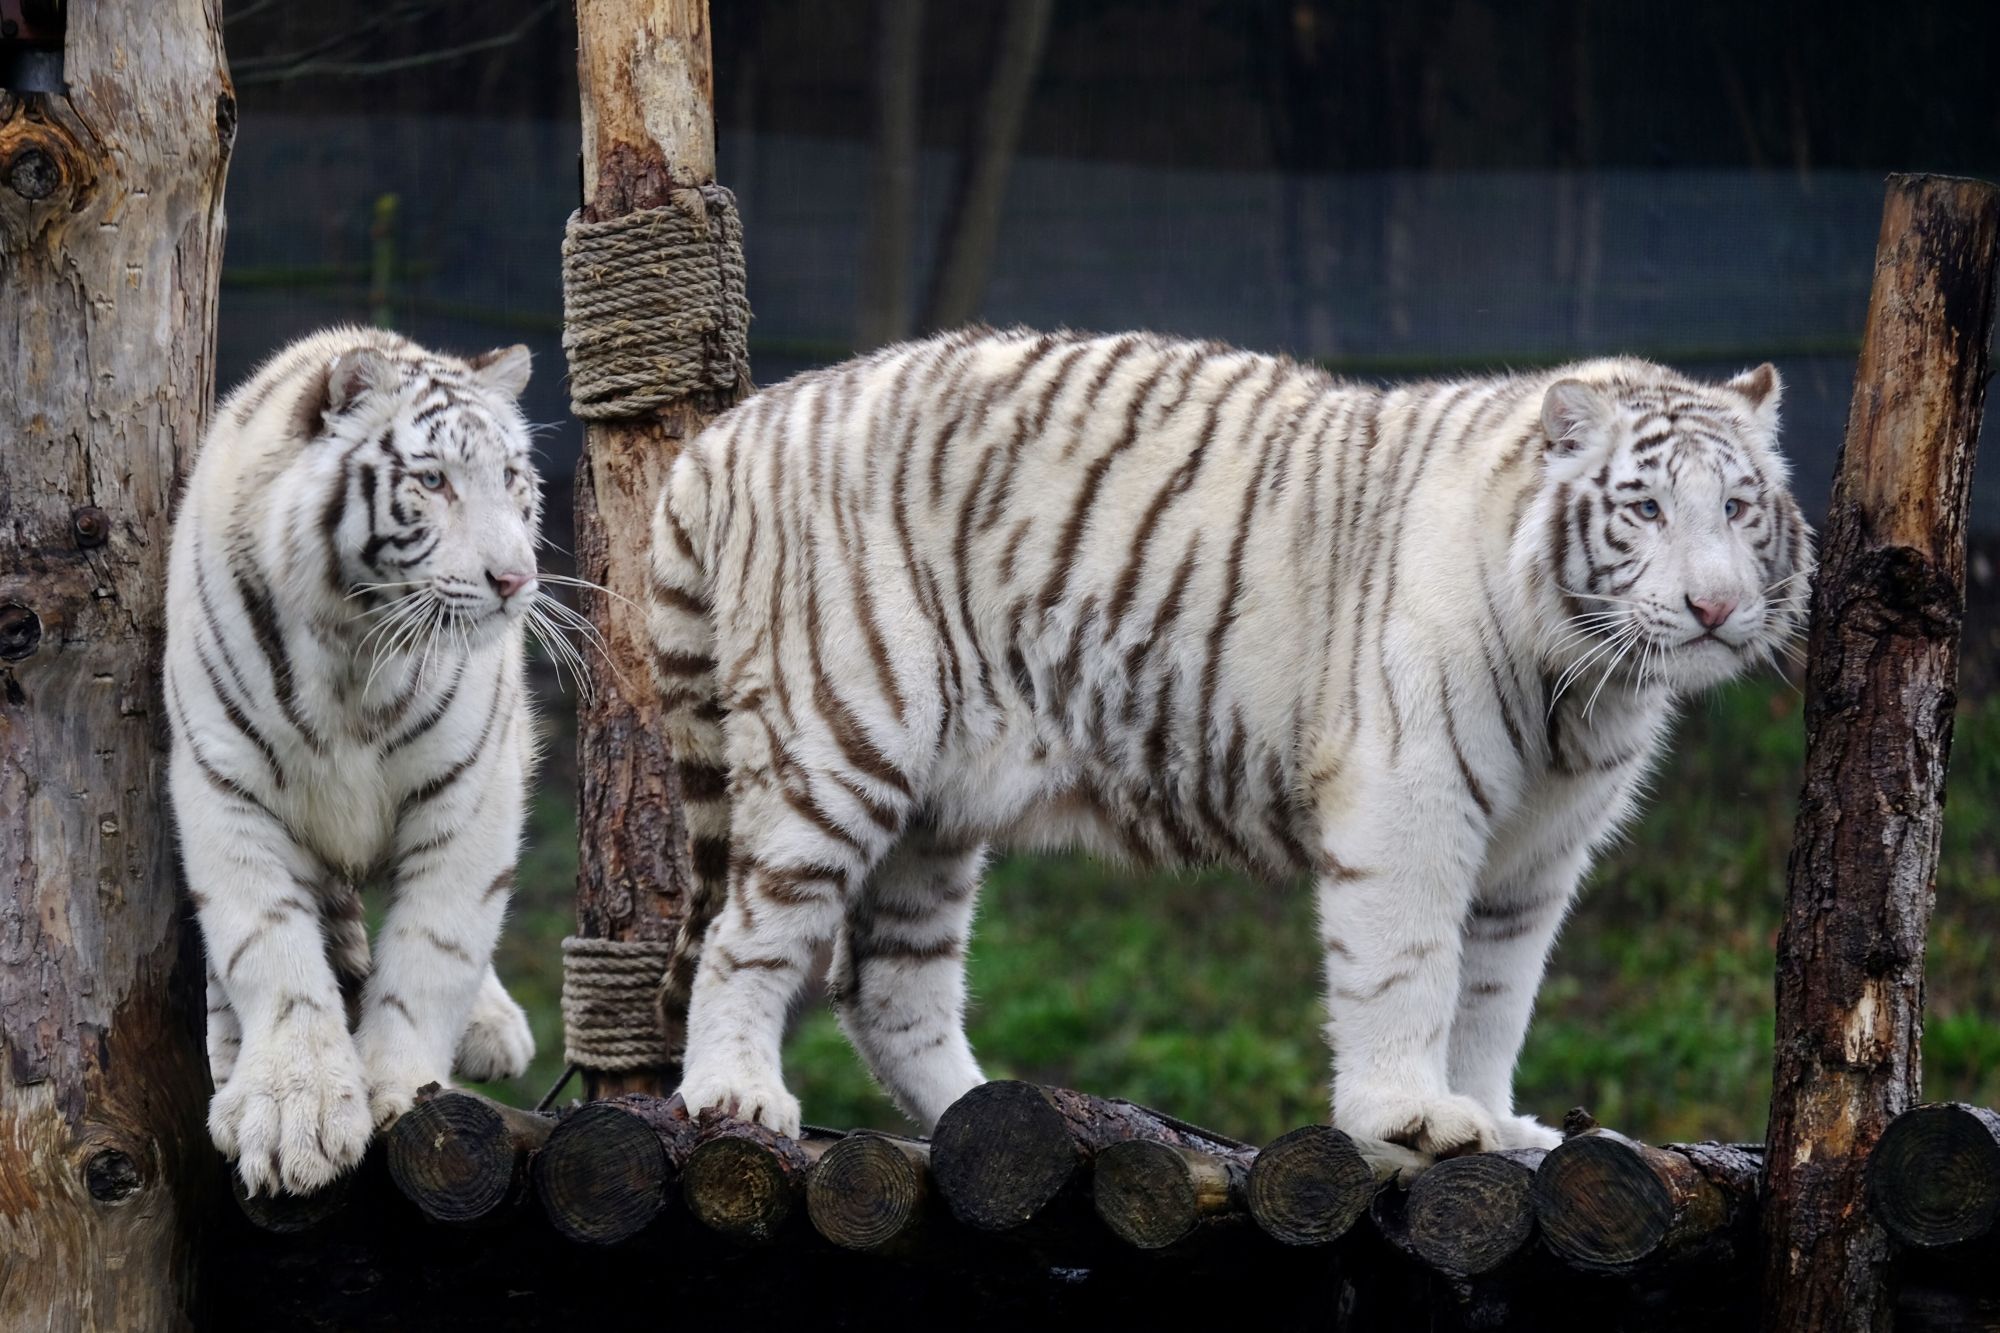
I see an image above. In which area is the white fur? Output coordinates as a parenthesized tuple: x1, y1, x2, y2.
(166, 328, 544, 1194)
(649, 330, 1811, 1154)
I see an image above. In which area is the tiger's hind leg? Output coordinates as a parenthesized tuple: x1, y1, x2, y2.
(205, 967, 242, 1086)
(678, 775, 910, 1138)
(834, 829, 986, 1132)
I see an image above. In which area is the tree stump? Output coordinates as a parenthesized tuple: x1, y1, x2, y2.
(0, 5, 232, 1327)
(1761, 172, 2000, 1333)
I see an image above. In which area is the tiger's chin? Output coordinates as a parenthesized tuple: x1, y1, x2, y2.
(1654, 636, 1765, 693)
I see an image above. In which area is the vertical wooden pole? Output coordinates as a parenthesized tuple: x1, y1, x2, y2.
(0, 3, 232, 1328)
(571, 0, 739, 1099)
(1761, 173, 2000, 1332)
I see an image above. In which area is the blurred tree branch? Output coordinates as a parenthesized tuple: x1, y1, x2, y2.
(230, 0, 557, 86)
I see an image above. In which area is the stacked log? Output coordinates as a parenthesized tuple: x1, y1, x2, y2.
(807, 1133, 935, 1256)
(385, 1087, 554, 1225)
(1092, 1140, 1257, 1251)
(681, 1118, 840, 1244)
(929, 1080, 1246, 1234)
(533, 1094, 700, 1244)
(1244, 1124, 1397, 1247)
(1405, 1147, 1547, 1277)
(1868, 1103, 2000, 1249)
(1531, 1129, 1759, 1273)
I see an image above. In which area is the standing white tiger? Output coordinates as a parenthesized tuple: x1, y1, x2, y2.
(167, 328, 550, 1194)
(647, 327, 1810, 1157)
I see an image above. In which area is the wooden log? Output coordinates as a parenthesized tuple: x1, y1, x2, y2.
(807, 1133, 934, 1256)
(1405, 1148, 1547, 1277)
(571, 0, 743, 1101)
(0, 6, 232, 1326)
(930, 1081, 1244, 1233)
(1867, 1103, 2000, 1249)
(680, 1118, 837, 1244)
(231, 1165, 356, 1236)
(385, 1087, 554, 1225)
(1245, 1124, 1398, 1247)
(1532, 1129, 1758, 1273)
(1092, 1140, 1256, 1251)
(1762, 172, 2000, 1333)
(533, 1094, 699, 1244)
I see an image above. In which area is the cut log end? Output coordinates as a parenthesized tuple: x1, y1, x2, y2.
(385, 1091, 549, 1225)
(1531, 1131, 1676, 1270)
(1093, 1140, 1221, 1250)
(533, 1100, 672, 1245)
(1245, 1124, 1376, 1246)
(1868, 1103, 2000, 1249)
(681, 1130, 814, 1243)
(1405, 1149, 1545, 1276)
(807, 1134, 928, 1253)
(932, 1080, 1083, 1231)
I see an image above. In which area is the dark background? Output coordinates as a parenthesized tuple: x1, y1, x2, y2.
(215, 1, 2000, 1141)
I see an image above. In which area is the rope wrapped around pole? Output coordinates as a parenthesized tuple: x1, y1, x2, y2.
(560, 935, 677, 1072)
(560, 183, 752, 420)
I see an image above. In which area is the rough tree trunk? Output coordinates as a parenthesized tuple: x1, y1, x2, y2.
(571, 0, 742, 1099)
(0, 3, 233, 1329)
(1761, 173, 2000, 1333)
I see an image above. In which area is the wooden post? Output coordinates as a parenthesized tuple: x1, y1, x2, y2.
(0, 3, 232, 1326)
(1761, 173, 2000, 1332)
(570, 0, 741, 1099)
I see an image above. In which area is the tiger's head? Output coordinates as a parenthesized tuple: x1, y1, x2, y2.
(1529, 360, 1812, 695)
(306, 336, 543, 650)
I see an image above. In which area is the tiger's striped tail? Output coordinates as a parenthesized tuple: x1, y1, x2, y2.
(646, 462, 731, 1057)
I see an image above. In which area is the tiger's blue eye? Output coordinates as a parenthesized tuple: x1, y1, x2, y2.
(418, 470, 447, 492)
(1636, 498, 1661, 520)
(1724, 498, 1743, 519)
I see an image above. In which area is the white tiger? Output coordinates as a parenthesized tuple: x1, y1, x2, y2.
(646, 327, 1810, 1156)
(166, 328, 550, 1194)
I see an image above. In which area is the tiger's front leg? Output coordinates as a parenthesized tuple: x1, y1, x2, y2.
(1316, 757, 1501, 1159)
(354, 710, 528, 1127)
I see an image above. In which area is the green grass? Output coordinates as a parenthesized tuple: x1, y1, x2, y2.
(479, 678, 2000, 1146)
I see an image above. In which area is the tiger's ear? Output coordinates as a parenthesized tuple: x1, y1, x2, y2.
(1725, 362, 1782, 434)
(469, 344, 532, 398)
(295, 346, 396, 439)
(1539, 379, 1616, 480)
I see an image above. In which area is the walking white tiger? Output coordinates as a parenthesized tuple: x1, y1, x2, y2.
(167, 327, 560, 1194)
(647, 327, 1810, 1157)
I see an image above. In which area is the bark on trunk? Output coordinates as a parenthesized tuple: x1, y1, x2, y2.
(0, 5, 232, 1328)
(570, 0, 742, 1099)
(1760, 172, 2000, 1333)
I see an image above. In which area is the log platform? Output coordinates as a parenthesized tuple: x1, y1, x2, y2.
(209, 1087, 2000, 1331)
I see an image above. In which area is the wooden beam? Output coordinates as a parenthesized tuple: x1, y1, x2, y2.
(570, 0, 741, 1100)
(1761, 173, 2000, 1333)
(0, 4, 231, 1326)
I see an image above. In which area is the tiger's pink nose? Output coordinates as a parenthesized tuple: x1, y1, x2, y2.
(1687, 595, 1736, 630)
(488, 570, 535, 601)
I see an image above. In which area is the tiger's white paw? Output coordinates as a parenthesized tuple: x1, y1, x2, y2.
(453, 976, 535, 1083)
(209, 1025, 372, 1196)
(1496, 1112, 1563, 1151)
(678, 1063, 803, 1138)
(1336, 1087, 1502, 1161)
